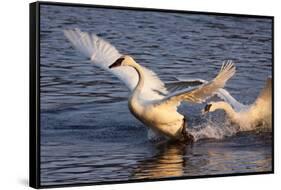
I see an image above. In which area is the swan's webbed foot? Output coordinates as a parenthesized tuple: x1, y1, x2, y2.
(180, 118, 195, 144)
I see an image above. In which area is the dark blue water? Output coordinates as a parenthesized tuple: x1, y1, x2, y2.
(40, 5, 272, 186)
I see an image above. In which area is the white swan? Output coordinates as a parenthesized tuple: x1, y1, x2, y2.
(64, 28, 236, 142)
(203, 77, 272, 131)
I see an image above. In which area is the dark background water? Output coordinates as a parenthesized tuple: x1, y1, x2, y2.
(40, 5, 272, 186)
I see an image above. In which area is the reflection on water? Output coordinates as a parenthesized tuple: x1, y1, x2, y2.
(132, 142, 187, 179)
(131, 132, 272, 180)
(40, 4, 272, 186)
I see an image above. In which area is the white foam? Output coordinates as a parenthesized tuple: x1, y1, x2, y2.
(189, 118, 239, 141)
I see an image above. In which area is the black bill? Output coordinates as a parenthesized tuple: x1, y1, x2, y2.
(204, 104, 212, 113)
(109, 57, 124, 69)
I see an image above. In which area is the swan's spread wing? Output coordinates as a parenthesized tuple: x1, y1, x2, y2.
(64, 29, 121, 67)
(167, 78, 246, 111)
(215, 89, 247, 111)
(156, 61, 236, 108)
(165, 78, 207, 94)
(64, 28, 166, 100)
(165, 79, 246, 110)
(256, 77, 272, 103)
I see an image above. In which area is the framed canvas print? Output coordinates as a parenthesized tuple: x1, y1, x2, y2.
(29, 1, 274, 188)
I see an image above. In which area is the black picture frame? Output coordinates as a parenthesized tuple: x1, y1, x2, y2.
(30, 1, 274, 189)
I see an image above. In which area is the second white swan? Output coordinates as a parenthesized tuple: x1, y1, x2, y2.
(203, 77, 272, 131)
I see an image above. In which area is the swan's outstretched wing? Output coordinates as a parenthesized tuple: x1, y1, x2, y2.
(165, 77, 248, 111)
(165, 78, 206, 93)
(155, 61, 235, 108)
(64, 28, 167, 100)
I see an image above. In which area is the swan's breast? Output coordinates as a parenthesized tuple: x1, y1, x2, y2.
(128, 97, 184, 139)
(142, 105, 185, 137)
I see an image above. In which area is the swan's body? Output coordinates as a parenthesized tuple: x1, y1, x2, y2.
(204, 78, 272, 131)
(64, 28, 236, 142)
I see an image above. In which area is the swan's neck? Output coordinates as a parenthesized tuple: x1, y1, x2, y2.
(212, 101, 237, 121)
(127, 62, 145, 118)
(130, 63, 145, 99)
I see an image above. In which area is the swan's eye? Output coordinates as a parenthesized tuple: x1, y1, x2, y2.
(109, 57, 125, 69)
(204, 104, 212, 112)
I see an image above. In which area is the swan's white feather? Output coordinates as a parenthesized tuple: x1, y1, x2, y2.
(165, 79, 206, 93)
(157, 61, 236, 108)
(64, 28, 121, 64)
(64, 28, 167, 100)
(164, 77, 247, 112)
(174, 77, 207, 83)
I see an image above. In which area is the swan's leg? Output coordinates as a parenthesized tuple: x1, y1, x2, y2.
(180, 118, 194, 144)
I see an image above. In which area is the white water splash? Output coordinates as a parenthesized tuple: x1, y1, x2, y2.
(188, 118, 239, 142)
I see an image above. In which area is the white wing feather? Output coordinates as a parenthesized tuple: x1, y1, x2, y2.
(156, 61, 236, 108)
(64, 28, 167, 100)
(165, 79, 206, 93)
(165, 77, 247, 111)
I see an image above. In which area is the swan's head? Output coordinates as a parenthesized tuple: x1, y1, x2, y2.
(109, 55, 136, 69)
(202, 101, 229, 115)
